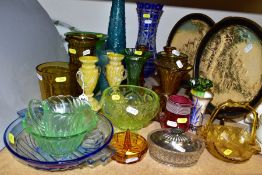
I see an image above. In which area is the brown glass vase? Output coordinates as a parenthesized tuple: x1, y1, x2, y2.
(154, 46, 192, 96)
(65, 32, 98, 66)
(36, 62, 73, 99)
(65, 32, 99, 96)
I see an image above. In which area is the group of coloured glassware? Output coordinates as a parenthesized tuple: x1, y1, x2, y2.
(4, 0, 261, 171)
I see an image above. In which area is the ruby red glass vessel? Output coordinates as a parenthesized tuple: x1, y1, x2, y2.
(160, 95, 192, 131)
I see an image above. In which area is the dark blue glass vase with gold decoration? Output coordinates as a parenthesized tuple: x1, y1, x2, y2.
(136, 2, 164, 78)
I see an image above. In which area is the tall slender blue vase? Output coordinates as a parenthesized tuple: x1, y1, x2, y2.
(136, 2, 164, 78)
(107, 0, 126, 53)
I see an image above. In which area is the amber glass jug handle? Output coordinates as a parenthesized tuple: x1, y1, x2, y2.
(204, 99, 258, 144)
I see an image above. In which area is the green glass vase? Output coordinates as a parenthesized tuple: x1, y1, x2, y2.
(123, 48, 152, 85)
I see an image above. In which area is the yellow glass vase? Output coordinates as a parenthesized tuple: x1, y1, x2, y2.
(106, 52, 126, 87)
(77, 56, 101, 111)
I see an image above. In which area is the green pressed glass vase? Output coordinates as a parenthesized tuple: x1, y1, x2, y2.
(123, 48, 152, 85)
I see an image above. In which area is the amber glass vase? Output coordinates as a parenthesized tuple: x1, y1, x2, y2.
(155, 47, 192, 96)
(65, 32, 98, 66)
(36, 62, 73, 99)
(65, 32, 99, 96)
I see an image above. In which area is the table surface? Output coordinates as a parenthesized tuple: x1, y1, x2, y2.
(1, 121, 262, 175)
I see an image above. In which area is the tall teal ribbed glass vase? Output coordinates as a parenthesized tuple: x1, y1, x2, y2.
(107, 0, 126, 53)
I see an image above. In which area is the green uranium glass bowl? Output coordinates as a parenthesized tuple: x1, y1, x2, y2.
(23, 95, 98, 156)
(101, 85, 160, 130)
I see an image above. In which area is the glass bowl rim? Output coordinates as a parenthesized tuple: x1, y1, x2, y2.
(36, 61, 69, 75)
(23, 103, 99, 139)
(102, 85, 160, 100)
(65, 31, 108, 41)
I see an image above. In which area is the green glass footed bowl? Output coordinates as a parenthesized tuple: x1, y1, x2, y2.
(101, 85, 160, 130)
(23, 95, 98, 156)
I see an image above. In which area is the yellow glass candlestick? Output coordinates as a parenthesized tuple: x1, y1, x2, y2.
(106, 52, 126, 87)
(77, 56, 101, 111)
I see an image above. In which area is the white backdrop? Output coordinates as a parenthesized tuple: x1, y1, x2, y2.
(0, 0, 67, 150)
(38, 0, 262, 52)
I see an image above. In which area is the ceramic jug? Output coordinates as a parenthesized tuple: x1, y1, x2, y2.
(106, 52, 126, 87)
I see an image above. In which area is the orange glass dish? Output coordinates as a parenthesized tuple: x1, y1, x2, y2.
(101, 85, 159, 164)
(110, 130, 148, 164)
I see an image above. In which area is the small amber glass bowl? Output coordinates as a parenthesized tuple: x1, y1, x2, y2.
(110, 130, 148, 164)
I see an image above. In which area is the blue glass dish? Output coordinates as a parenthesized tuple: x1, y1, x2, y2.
(3, 111, 114, 171)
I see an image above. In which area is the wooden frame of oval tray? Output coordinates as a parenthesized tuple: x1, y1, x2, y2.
(166, 13, 215, 65)
(193, 17, 262, 117)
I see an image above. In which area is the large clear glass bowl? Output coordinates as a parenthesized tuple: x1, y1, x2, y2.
(23, 95, 98, 155)
(100, 85, 160, 130)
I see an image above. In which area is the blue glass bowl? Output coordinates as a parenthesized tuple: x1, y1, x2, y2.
(3, 111, 114, 171)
